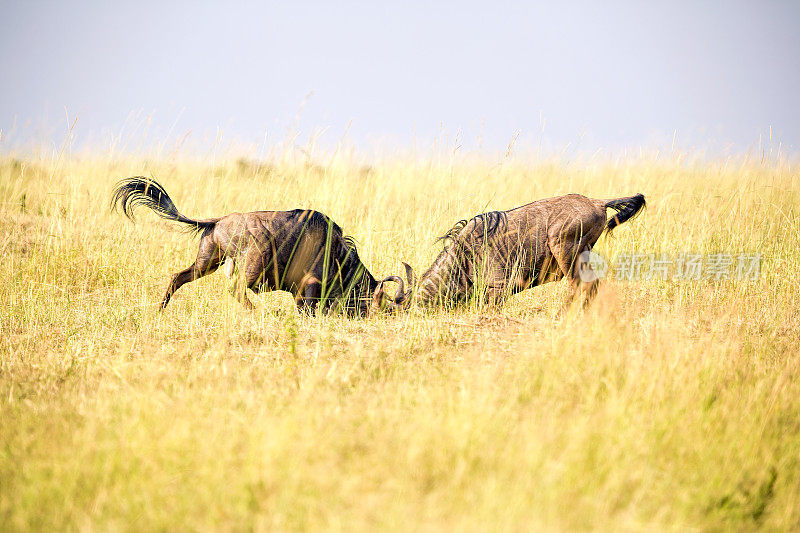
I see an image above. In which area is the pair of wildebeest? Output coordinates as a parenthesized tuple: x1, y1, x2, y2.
(111, 176, 645, 316)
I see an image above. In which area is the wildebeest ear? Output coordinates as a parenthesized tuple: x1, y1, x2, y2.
(402, 262, 418, 288)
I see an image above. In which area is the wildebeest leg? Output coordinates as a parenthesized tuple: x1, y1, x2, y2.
(229, 245, 273, 311)
(483, 286, 508, 307)
(161, 235, 221, 308)
(551, 237, 598, 311)
(221, 257, 256, 310)
(229, 276, 256, 310)
(295, 275, 322, 315)
(474, 254, 509, 307)
(547, 241, 577, 312)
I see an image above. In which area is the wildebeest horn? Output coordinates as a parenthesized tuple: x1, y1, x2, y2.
(402, 262, 417, 292)
(370, 275, 405, 313)
(382, 275, 405, 303)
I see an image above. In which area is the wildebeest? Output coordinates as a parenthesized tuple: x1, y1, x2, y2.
(374, 193, 646, 311)
(111, 177, 384, 315)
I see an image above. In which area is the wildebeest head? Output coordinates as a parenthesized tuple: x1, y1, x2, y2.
(370, 262, 417, 313)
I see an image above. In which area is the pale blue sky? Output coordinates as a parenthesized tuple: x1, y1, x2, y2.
(1, 1, 798, 155)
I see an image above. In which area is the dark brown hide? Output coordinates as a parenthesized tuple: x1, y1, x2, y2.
(381, 193, 645, 310)
(111, 177, 380, 315)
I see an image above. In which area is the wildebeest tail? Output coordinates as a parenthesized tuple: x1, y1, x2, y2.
(111, 176, 219, 234)
(604, 193, 646, 233)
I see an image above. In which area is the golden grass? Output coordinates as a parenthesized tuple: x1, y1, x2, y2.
(1, 147, 799, 530)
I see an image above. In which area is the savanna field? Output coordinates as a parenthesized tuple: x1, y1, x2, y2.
(1, 145, 799, 530)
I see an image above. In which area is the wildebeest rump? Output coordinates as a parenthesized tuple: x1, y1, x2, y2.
(111, 177, 382, 315)
(375, 193, 646, 311)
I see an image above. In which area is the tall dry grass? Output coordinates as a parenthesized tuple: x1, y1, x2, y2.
(1, 144, 799, 530)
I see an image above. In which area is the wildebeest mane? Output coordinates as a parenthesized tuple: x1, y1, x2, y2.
(436, 211, 508, 246)
(343, 235, 359, 254)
